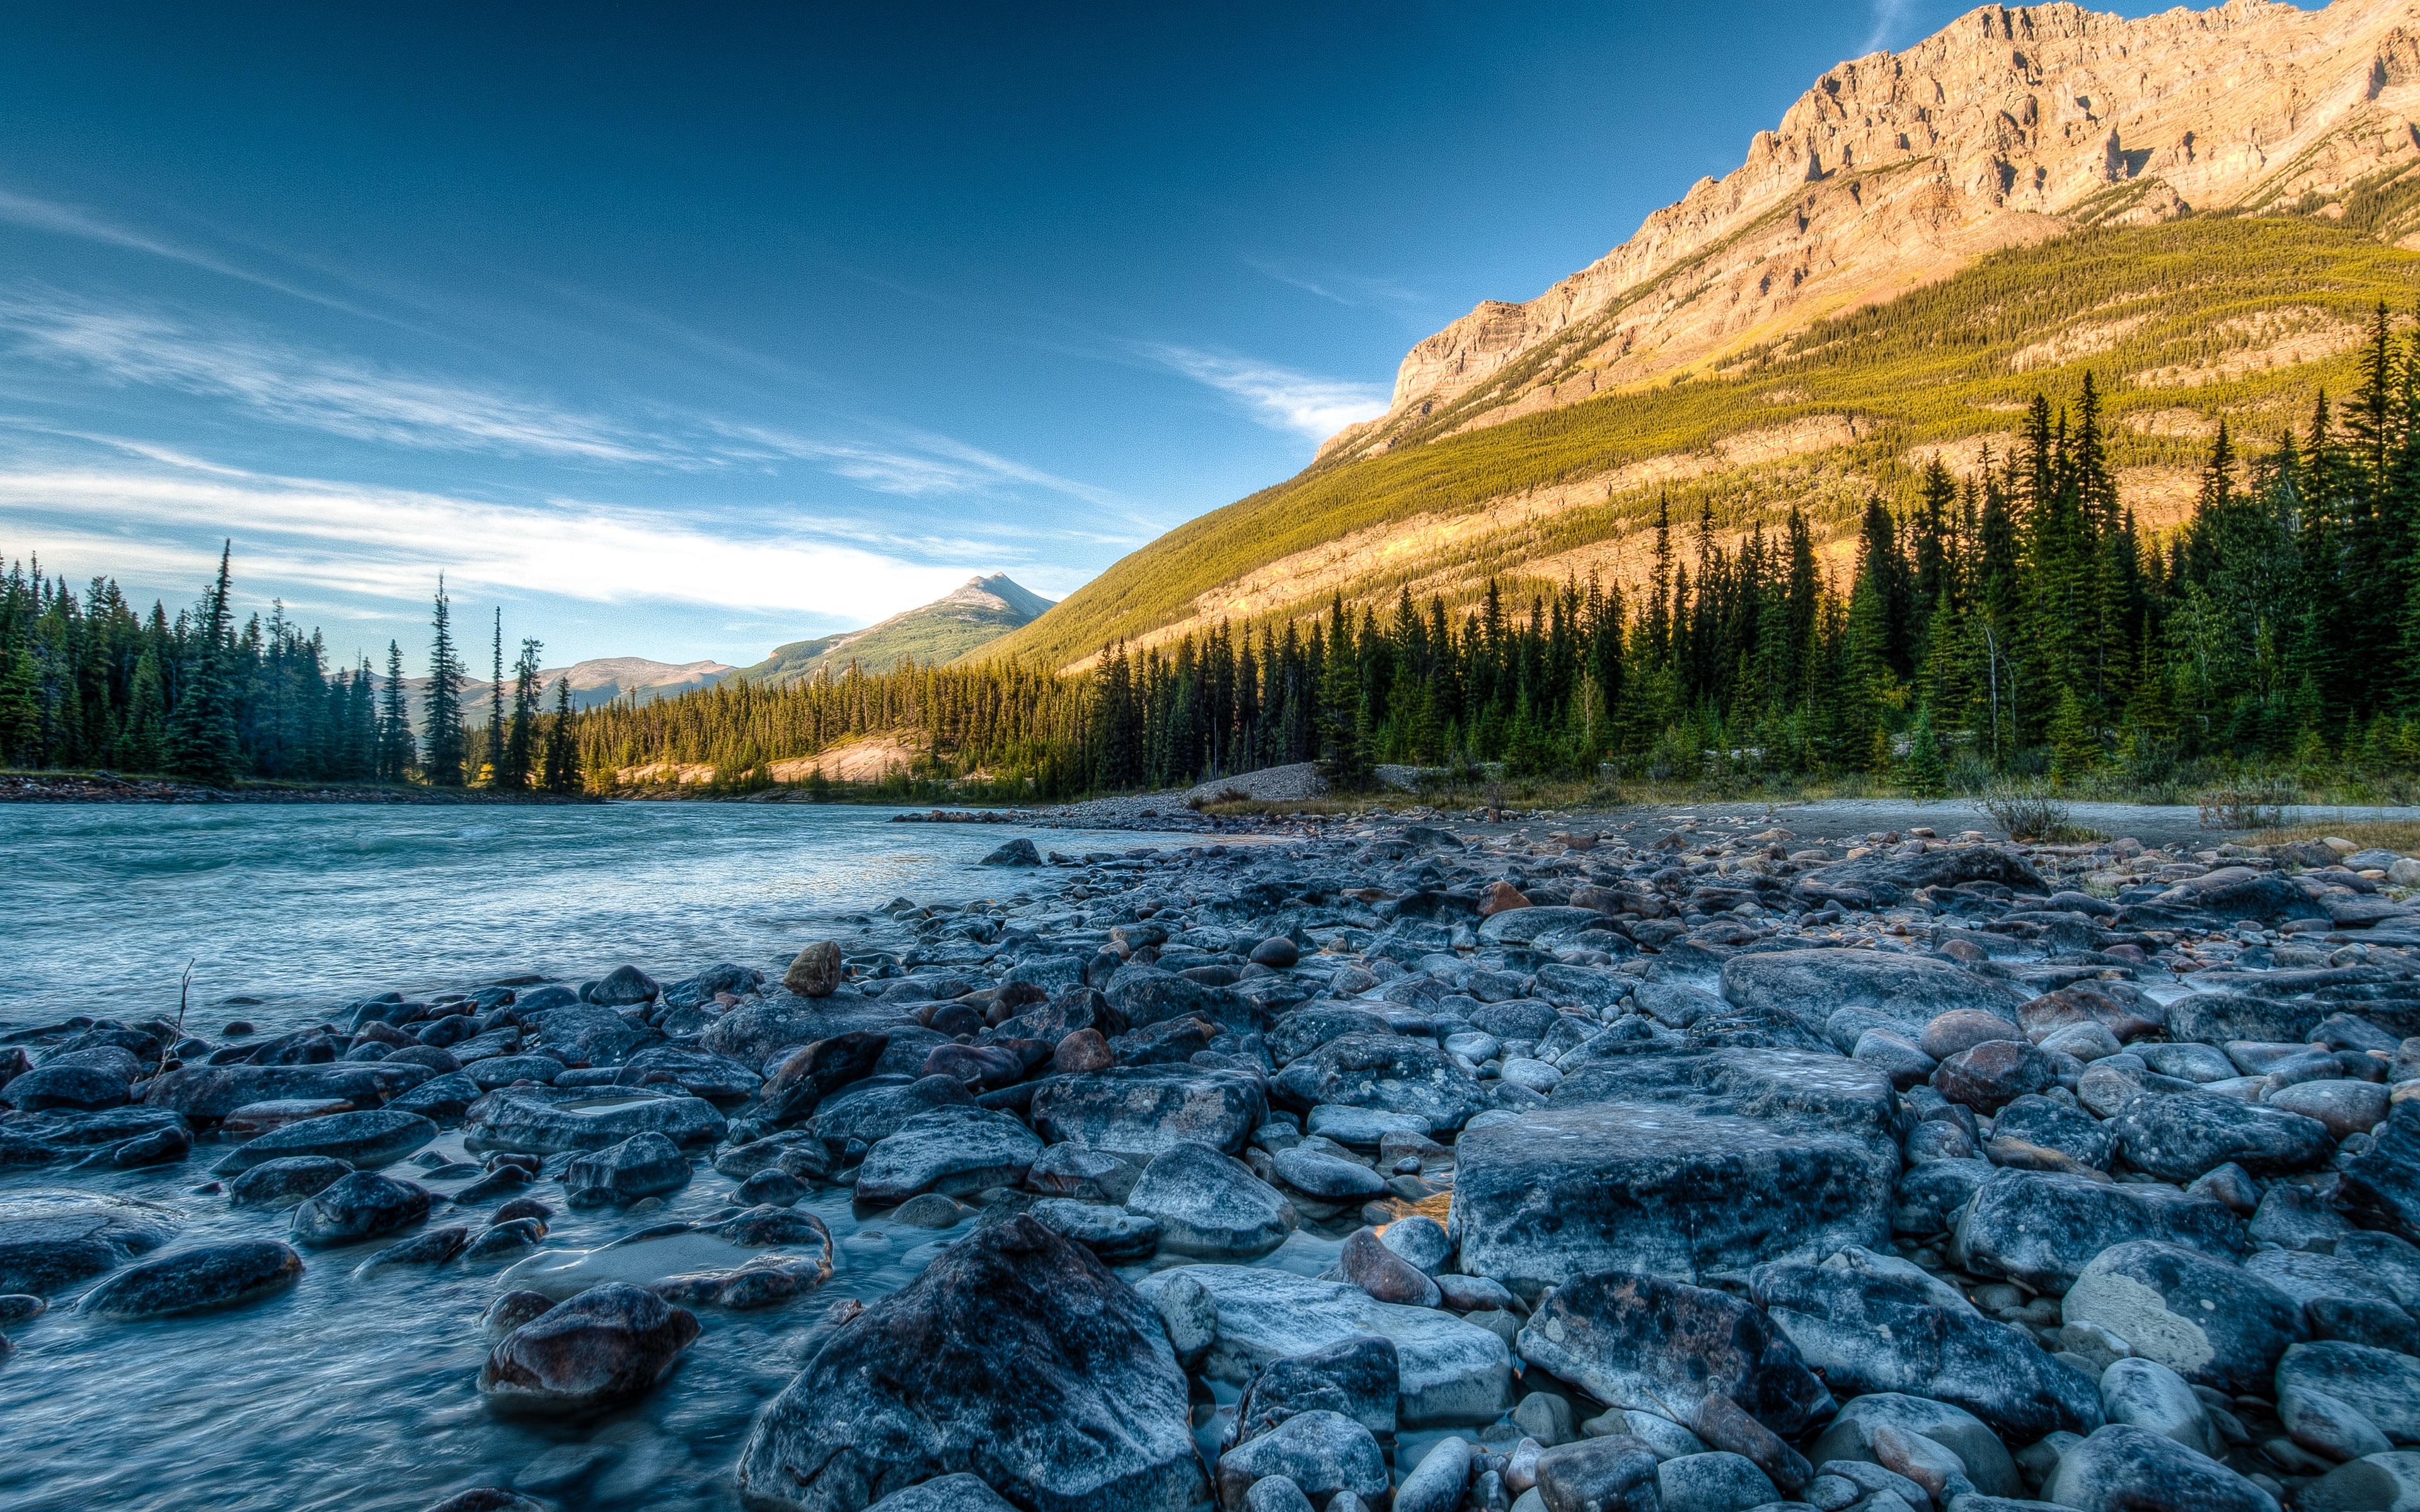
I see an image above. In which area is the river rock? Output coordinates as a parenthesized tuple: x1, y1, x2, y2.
(613, 1046, 761, 1101)
(1339, 1226, 1439, 1306)
(462, 1088, 724, 1154)
(477, 1280, 700, 1412)
(0, 1189, 180, 1294)
(1718, 948, 2024, 1037)
(1532, 1435, 1661, 1512)
(3, 1061, 130, 1111)
(2339, 1098, 2420, 1242)
(1394, 1436, 1473, 1512)
(2111, 1091, 2334, 1182)
(1517, 1270, 1832, 1449)
(1453, 1051, 1898, 1292)
(2099, 1357, 2213, 1455)
(1125, 1140, 1293, 1259)
(1272, 1147, 1387, 1201)
(1950, 1169, 2247, 1291)
(2279, 1342, 2420, 1445)
(563, 1131, 693, 1206)
(1216, 1409, 1387, 1510)
(1933, 1040, 2061, 1113)
(1135, 1264, 1512, 1426)
(1655, 1452, 1777, 1512)
(856, 1106, 1045, 1205)
(228, 1155, 353, 1208)
(503, 1212, 833, 1307)
(786, 942, 844, 998)
(812, 1074, 976, 1148)
(735, 1215, 1209, 1512)
(2043, 1423, 2280, 1512)
(1230, 1334, 1399, 1440)
(756, 1032, 891, 1126)
(1028, 1198, 1160, 1263)
(1750, 1253, 2101, 1440)
(1026, 1059, 1268, 1156)
(78, 1239, 303, 1318)
(2060, 1240, 2307, 1393)
(289, 1171, 430, 1247)
(863, 1476, 1019, 1512)
(1803, 1393, 2021, 1498)
(1270, 1034, 1487, 1134)
(522, 1004, 649, 1066)
(142, 1063, 420, 1121)
(2302, 1452, 2420, 1512)
(210, 1107, 437, 1175)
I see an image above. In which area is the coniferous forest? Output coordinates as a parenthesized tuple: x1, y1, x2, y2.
(13, 330, 2420, 804)
(0, 547, 581, 793)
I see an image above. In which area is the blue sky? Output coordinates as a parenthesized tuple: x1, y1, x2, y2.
(0, 1, 2164, 670)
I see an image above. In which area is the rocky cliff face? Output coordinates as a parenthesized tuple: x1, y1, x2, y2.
(1325, 0, 2420, 461)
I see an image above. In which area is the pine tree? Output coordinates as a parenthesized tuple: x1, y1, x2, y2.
(483, 607, 505, 786)
(541, 675, 582, 794)
(502, 637, 541, 790)
(422, 576, 466, 787)
(379, 640, 412, 781)
(162, 542, 241, 787)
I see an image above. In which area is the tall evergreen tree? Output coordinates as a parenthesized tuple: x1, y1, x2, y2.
(422, 576, 466, 787)
(162, 542, 241, 787)
(483, 607, 506, 785)
(541, 675, 582, 793)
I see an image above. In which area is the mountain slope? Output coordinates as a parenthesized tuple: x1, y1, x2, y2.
(386, 656, 735, 733)
(989, 0, 2420, 672)
(740, 574, 1052, 685)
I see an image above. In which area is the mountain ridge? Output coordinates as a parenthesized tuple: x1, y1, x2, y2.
(739, 573, 1052, 686)
(986, 0, 2420, 672)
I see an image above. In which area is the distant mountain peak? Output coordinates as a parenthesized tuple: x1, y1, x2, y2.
(739, 573, 1055, 686)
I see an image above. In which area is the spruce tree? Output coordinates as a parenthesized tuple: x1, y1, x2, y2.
(379, 640, 412, 781)
(422, 576, 466, 786)
(502, 637, 541, 790)
(483, 608, 505, 785)
(162, 542, 241, 787)
(541, 675, 582, 793)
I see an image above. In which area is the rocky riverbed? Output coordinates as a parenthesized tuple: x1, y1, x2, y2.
(6, 811, 2420, 1512)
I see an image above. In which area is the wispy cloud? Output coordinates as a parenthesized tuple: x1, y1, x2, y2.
(1862, 0, 1918, 54)
(0, 451, 978, 621)
(0, 186, 376, 319)
(0, 293, 667, 463)
(1147, 345, 1388, 440)
(1243, 256, 1427, 316)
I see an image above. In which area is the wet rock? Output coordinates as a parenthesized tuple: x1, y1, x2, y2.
(2060, 1240, 2307, 1394)
(420, 1491, 550, 1512)
(464, 1218, 548, 1262)
(2278, 1343, 2420, 1446)
(142, 1063, 420, 1121)
(1804, 1393, 2021, 1498)
(812, 1074, 976, 1148)
(2043, 1423, 2280, 1512)
(1028, 1198, 1160, 1262)
(2111, 1092, 2334, 1183)
(1453, 1051, 1898, 1292)
(228, 1155, 352, 1208)
(1267, 1007, 1396, 1067)
(1395, 1437, 1473, 1512)
(477, 1281, 700, 1413)
(736, 1215, 1209, 1512)
(1988, 1093, 2116, 1172)
(2099, 1356, 2212, 1454)
(391, 1072, 483, 1119)
(2268, 1079, 2390, 1137)
(1272, 1147, 1387, 1201)
(210, 1108, 437, 1175)
(289, 1171, 430, 1247)
(1518, 1271, 1831, 1452)
(1719, 949, 2024, 1038)
(1933, 1040, 2061, 1114)
(461, 1087, 724, 1155)
(1751, 1252, 2100, 1440)
(1230, 1334, 1399, 1440)
(863, 1476, 1020, 1512)
(1028, 1065, 1267, 1158)
(1250, 937, 1301, 970)
(502, 1215, 833, 1307)
(1137, 1264, 1512, 1426)
(1270, 1034, 1487, 1135)
(1381, 1213, 1451, 1272)
(355, 1223, 474, 1272)
(1126, 1140, 1293, 1259)
(520, 1003, 650, 1066)
(739, 1169, 809, 1207)
(785, 942, 844, 998)
(2339, 1099, 2420, 1242)
(856, 1106, 1044, 1205)
(1531, 1435, 1661, 1512)
(3, 1061, 131, 1111)
(980, 838, 1042, 866)
(563, 1131, 693, 1207)
(1950, 1169, 2247, 1291)
(78, 1239, 303, 1318)
(1216, 1409, 1387, 1510)
(0, 1189, 180, 1295)
(2301, 1452, 2420, 1511)
(756, 1032, 890, 1127)
(1025, 1142, 1141, 1203)
(1339, 1226, 1439, 1306)
(613, 1046, 761, 1100)
(1655, 1452, 1777, 1512)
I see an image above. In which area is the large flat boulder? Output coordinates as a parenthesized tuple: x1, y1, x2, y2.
(1270, 1034, 1486, 1135)
(736, 1215, 1208, 1512)
(1136, 1264, 1512, 1427)
(1719, 949, 2027, 1038)
(1453, 1051, 1899, 1293)
(1027, 1065, 1267, 1157)
(0, 1189, 181, 1295)
(141, 1063, 423, 1122)
(1951, 1169, 2247, 1292)
(461, 1088, 725, 1155)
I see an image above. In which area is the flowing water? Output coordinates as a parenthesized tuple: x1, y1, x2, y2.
(0, 801, 1294, 1512)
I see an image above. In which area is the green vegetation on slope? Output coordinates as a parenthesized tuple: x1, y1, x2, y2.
(989, 214, 2420, 668)
(742, 573, 1051, 686)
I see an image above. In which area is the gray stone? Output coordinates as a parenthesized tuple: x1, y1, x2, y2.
(2279, 1343, 2420, 1445)
(477, 1281, 700, 1412)
(77, 1239, 303, 1319)
(563, 1132, 692, 1207)
(1272, 1147, 1386, 1201)
(1719, 949, 2024, 1038)
(1027, 1198, 1160, 1263)
(2111, 1092, 2334, 1183)
(2043, 1423, 2279, 1512)
(0, 1189, 180, 1295)
(1533, 1435, 1661, 1512)
(2060, 1240, 2307, 1393)
(461, 1088, 725, 1155)
(1339, 1226, 1439, 1307)
(2302, 1452, 2420, 1512)
(1027, 1065, 1267, 1158)
(1125, 1141, 1293, 1259)
(1270, 1034, 1487, 1134)
(1950, 1169, 2247, 1292)
(855, 1106, 1044, 1205)
(210, 1108, 437, 1175)
(1394, 1436, 1473, 1512)
(289, 1172, 430, 1248)
(735, 1215, 1208, 1512)
(228, 1155, 352, 1208)
(1802, 1394, 2020, 1499)
(863, 1476, 1018, 1512)
(2099, 1357, 2213, 1455)
(1656, 1452, 1778, 1512)
(1214, 1409, 1387, 1510)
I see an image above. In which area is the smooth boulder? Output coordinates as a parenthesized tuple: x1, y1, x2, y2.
(477, 1281, 700, 1412)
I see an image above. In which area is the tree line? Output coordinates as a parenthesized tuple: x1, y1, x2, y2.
(0, 546, 582, 793)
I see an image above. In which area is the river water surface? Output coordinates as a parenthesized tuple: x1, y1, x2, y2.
(0, 801, 1288, 1512)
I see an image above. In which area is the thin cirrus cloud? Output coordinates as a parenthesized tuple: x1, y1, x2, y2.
(1242, 256, 1429, 317)
(0, 186, 376, 320)
(1146, 344, 1389, 440)
(0, 293, 668, 464)
(0, 453, 977, 621)
(1862, 0, 1918, 52)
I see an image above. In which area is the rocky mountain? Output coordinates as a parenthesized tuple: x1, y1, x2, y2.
(991, 0, 2420, 672)
(386, 656, 734, 732)
(741, 573, 1052, 686)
